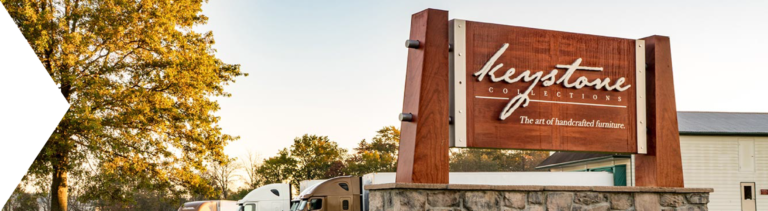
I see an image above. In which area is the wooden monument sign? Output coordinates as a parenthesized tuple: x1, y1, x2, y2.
(449, 19, 645, 153)
(396, 9, 684, 187)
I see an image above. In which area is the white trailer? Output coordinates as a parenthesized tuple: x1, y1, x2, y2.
(220, 201, 238, 211)
(238, 183, 291, 211)
(178, 200, 237, 211)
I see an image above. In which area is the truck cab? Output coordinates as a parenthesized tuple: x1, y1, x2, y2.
(294, 176, 361, 211)
(289, 199, 300, 211)
(238, 183, 291, 211)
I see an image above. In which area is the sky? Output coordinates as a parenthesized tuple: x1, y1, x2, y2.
(193, 0, 768, 161)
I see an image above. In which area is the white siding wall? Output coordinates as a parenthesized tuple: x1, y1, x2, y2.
(680, 136, 768, 211)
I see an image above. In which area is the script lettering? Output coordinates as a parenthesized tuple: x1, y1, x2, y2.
(474, 43, 632, 120)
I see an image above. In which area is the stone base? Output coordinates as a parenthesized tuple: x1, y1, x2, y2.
(365, 183, 712, 211)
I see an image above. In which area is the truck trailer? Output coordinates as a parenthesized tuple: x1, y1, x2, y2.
(178, 200, 237, 211)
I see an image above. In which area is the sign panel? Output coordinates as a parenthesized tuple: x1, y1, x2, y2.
(450, 20, 646, 153)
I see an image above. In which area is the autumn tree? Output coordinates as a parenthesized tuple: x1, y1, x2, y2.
(345, 126, 400, 175)
(0, 0, 245, 210)
(2, 186, 41, 211)
(289, 134, 347, 190)
(208, 159, 242, 199)
(257, 149, 297, 185)
(449, 149, 550, 172)
(225, 151, 264, 201)
(449, 149, 510, 172)
(517, 150, 551, 171)
(324, 160, 346, 178)
(241, 150, 264, 189)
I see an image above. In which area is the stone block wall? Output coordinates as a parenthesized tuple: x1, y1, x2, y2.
(365, 184, 712, 211)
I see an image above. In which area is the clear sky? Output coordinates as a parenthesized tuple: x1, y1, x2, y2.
(194, 0, 768, 161)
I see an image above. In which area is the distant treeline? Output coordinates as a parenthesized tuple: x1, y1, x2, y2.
(226, 126, 550, 200)
(3, 126, 549, 210)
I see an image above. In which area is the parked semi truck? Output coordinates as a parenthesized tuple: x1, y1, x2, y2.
(292, 180, 327, 210)
(293, 172, 613, 211)
(238, 183, 291, 211)
(234, 181, 327, 211)
(300, 180, 326, 192)
(178, 200, 237, 211)
(294, 176, 362, 211)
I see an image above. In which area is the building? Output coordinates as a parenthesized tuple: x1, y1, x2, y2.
(536, 111, 768, 211)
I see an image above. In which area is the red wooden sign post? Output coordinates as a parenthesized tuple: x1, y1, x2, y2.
(395, 9, 451, 184)
(396, 8, 683, 187)
(634, 36, 685, 187)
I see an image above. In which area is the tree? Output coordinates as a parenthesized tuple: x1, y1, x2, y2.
(324, 160, 346, 178)
(2, 186, 42, 211)
(0, 0, 246, 210)
(517, 150, 551, 171)
(289, 134, 347, 190)
(449, 149, 550, 172)
(227, 188, 252, 201)
(449, 149, 510, 172)
(257, 149, 297, 185)
(345, 126, 400, 175)
(241, 151, 264, 189)
(208, 159, 242, 199)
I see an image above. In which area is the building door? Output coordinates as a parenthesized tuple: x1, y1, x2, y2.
(612, 165, 627, 186)
(587, 165, 627, 186)
(741, 182, 756, 211)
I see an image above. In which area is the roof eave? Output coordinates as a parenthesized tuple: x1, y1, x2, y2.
(680, 131, 768, 136)
(535, 154, 631, 169)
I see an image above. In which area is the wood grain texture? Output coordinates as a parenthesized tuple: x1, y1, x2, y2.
(634, 35, 685, 187)
(462, 21, 638, 153)
(395, 9, 450, 184)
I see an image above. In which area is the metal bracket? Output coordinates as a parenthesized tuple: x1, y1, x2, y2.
(405, 40, 420, 49)
(399, 113, 414, 122)
(636, 40, 648, 154)
(449, 19, 467, 147)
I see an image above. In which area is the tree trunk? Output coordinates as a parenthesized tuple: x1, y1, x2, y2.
(50, 155, 68, 211)
(49, 35, 71, 209)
